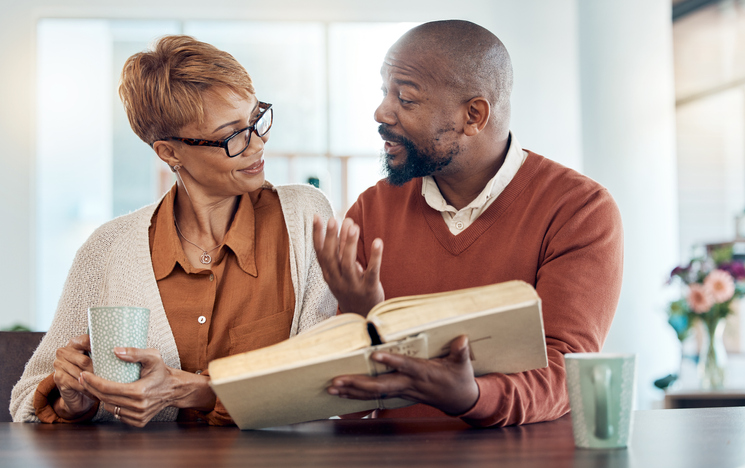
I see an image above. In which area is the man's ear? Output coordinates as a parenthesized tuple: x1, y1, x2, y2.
(152, 141, 181, 169)
(463, 97, 490, 137)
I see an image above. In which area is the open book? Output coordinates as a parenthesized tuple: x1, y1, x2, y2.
(208, 280, 548, 430)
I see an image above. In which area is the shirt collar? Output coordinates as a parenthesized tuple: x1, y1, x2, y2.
(151, 185, 186, 280)
(151, 185, 258, 280)
(222, 191, 258, 277)
(421, 132, 526, 214)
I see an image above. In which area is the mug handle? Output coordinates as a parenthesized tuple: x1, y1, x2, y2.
(592, 365, 614, 440)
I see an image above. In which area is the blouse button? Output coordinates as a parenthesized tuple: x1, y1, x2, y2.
(198, 316, 206, 324)
(455, 221, 465, 230)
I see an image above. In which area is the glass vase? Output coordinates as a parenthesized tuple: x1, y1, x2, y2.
(697, 317, 727, 390)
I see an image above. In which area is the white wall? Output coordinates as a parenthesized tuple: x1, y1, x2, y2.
(578, 0, 679, 409)
(0, 1, 35, 331)
(0, 0, 679, 409)
(36, 20, 115, 331)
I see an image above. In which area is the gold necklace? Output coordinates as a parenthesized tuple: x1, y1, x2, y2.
(174, 219, 221, 265)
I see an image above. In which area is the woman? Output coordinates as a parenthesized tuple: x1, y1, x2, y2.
(10, 35, 337, 426)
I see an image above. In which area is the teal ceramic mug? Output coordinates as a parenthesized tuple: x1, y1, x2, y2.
(87, 306, 150, 383)
(564, 353, 636, 449)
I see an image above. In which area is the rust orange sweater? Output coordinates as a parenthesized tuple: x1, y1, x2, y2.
(346, 151, 624, 427)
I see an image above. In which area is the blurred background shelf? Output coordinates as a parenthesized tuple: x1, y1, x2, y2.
(663, 352, 745, 408)
(665, 389, 745, 408)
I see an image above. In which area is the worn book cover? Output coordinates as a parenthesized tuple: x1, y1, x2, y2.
(208, 280, 548, 430)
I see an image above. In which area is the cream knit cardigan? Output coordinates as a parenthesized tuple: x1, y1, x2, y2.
(10, 184, 337, 422)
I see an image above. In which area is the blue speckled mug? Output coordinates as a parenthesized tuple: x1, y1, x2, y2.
(88, 306, 150, 383)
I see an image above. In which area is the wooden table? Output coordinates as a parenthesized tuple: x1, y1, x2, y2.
(1, 407, 744, 468)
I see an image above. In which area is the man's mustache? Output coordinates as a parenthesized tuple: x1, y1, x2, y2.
(378, 125, 405, 144)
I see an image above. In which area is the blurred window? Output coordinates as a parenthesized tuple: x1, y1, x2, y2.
(35, 19, 415, 329)
(674, 2, 745, 260)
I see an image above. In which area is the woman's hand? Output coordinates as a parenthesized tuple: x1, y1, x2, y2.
(78, 347, 215, 427)
(52, 334, 97, 419)
(313, 215, 385, 316)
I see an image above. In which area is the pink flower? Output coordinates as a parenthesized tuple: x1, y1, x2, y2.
(704, 269, 736, 303)
(687, 283, 714, 314)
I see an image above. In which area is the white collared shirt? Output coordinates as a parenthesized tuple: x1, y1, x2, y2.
(422, 133, 528, 235)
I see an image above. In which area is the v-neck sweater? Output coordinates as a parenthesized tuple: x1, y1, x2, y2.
(346, 151, 624, 427)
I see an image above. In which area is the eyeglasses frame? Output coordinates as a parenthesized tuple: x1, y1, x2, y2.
(164, 102, 273, 158)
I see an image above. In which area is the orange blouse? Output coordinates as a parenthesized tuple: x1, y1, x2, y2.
(34, 184, 295, 425)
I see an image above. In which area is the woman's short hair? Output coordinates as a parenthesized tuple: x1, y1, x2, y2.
(119, 35, 255, 145)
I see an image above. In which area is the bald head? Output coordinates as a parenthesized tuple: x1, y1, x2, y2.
(391, 20, 513, 118)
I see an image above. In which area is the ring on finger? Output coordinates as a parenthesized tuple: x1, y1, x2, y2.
(114, 405, 121, 420)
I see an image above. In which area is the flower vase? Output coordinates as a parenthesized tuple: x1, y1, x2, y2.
(698, 317, 727, 390)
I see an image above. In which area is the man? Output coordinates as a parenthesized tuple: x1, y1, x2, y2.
(313, 20, 623, 427)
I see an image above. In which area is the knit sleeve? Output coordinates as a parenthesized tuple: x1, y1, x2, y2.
(276, 184, 338, 335)
(460, 187, 624, 427)
(10, 222, 118, 422)
(299, 190, 338, 332)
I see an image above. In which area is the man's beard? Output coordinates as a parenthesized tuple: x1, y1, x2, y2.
(379, 125, 456, 186)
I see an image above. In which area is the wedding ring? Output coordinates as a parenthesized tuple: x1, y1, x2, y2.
(114, 405, 121, 420)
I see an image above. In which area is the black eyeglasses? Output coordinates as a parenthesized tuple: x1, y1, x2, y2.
(165, 102, 273, 158)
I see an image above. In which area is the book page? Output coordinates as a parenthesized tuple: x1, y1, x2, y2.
(369, 280, 538, 339)
(209, 314, 371, 381)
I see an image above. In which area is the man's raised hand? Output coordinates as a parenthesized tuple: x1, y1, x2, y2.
(313, 215, 385, 316)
